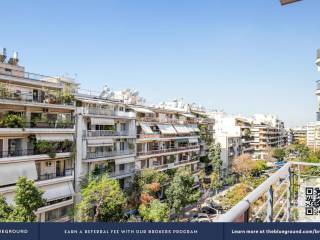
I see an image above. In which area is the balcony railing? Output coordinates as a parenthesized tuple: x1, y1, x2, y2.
(216, 162, 320, 223)
(174, 158, 199, 166)
(83, 130, 130, 138)
(137, 132, 199, 139)
(137, 145, 200, 156)
(84, 108, 136, 118)
(0, 148, 72, 159)
(37, 168, 74, 181)
(0, 91, 75, 106)
(0, 68, 62, 85)
(0, 121, 74, 129)
(86, 149, 135, 160)
(137, 117, 198, 124)
(91, 167, 135, 178)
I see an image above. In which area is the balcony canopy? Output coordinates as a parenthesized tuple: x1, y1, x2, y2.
(87, 138, 113, 147)
(180, 113, 196, 118)
(157, 124, 177, 135)
(91, 118, 114, 125)
(41, 182, 74, 201)
(36, 133, 74, 142)
(0, 161, 38, 186)
(173, 125, 191, 134)
(130, 106, 155, 114)
(140, 123, 154, 134)
(189, 125, 200, 132)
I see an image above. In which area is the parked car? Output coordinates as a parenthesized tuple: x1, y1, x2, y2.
(190, 213, 210, 222)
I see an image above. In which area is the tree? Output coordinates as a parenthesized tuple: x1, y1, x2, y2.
(75, 176, 126, 222)
(208, 143, 222, 172)
(0, 195, 12, 222)
(8, 177, 44, 222)
(232, 154, 258, 179)
(210, 171, 223, 194)
(126, 169, 169, 208)
(139, 199, 169, 222)
(165, 168, 200, 213)
(272, 148, 286, 161)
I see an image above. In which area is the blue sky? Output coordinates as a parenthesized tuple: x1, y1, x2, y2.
(1, 0, 319, 127)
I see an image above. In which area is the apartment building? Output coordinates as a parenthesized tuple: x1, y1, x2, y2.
(208, 113, 254, 171)
(306, 122, 320, 149)
(134, 102, 201, 175)
(288, 126, 307, 145)
(74, 93, 137, 194)
(0, 49, 77, 222)
(251, 114, 285, 160)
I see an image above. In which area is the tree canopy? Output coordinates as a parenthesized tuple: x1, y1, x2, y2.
(75, 176, 126, 222)
(139, 199, 169, 222)
(165, 168, 200, 213)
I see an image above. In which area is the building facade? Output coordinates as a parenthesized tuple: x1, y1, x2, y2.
(0, 51, 77, 222)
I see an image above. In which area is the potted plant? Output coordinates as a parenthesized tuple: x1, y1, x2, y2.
(0, 114, 26, 128)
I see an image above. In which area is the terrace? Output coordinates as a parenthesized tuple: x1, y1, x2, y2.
(216, 162, 320, 222)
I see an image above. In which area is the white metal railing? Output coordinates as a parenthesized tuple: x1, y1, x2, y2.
(216, 161, 320, 222)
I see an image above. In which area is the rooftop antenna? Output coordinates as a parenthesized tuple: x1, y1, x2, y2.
(0, 48, 6, 63)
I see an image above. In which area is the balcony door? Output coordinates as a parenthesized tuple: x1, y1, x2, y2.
(56, 160, 65, 177)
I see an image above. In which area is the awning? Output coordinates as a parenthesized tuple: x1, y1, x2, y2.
(173, 125, 191, 134)
(36, 133, 74, 142)
(140, 123, 154, 134)
(115, 157, 135, 165)
(181, 113, 196, 118)
(188, 138, 199, 144)
(41, 182, 74, 201)
(189, 125, 200, 132)
(130, 107, 155, 114)
(87, 138, 113, 147)
(0, 161, 38, 186)
(157, 124, 177, 135)
(91, 118, 115, 125)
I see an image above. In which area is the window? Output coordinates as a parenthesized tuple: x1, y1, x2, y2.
(45, 205, 72, 222)
(119, 164, 125, 171)
(120, 142, 125, 151)
(120, 123, 126, 132)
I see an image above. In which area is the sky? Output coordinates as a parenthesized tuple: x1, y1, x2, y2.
(0, 0, 319, 127)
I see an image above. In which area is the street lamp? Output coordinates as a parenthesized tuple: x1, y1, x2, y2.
(280, 0, 302, 5)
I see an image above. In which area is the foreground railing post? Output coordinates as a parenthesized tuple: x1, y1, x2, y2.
(286, 167, 291, 222)
(267, 186, 273, 222)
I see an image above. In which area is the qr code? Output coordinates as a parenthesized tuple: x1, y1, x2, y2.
(305, 187, 320, 215)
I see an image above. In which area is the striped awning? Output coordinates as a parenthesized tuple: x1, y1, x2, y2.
(140, 123, 154, 134)
(173, 125, 191, 134)
(157, 124, 177, 135)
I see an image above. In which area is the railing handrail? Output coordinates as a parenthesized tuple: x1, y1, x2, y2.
(137, 145, 200, 156)
(0, 68, 63, 85)
(216, 161, 320, 222)
(0, 147, 72, 158)
(0, 121, 75, 129)
(86, 149, 135, 160)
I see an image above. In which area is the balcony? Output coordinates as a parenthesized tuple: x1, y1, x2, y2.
(0, 147, 72, 159)
(84, 107, 136, 118)
(86, 149, 135, 160)
(137, 145, 200, 157)
(316, 49, 320, 67)
(216, 162, 320, 222)
(91, 167, 135, 178)
(137, 116, 198, 125)
(0, 121, 74, 129)
(83, 130, 131, 138)
(37, 168, 74, 181)
(0, 68, 64, 88)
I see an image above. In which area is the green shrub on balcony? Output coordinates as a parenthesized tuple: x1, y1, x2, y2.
(0, 114, 26, 128)
(0, 84, 10, 98)
(35, 140, 56, 158)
